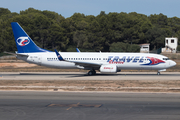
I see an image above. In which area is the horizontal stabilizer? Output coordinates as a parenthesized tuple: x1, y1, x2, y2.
(4, 51, 28, 57)
(4, 51, 16, 55)
(16, 53, 29, 57)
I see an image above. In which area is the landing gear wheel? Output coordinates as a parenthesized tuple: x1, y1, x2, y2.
(88, 70, 96, 76)
(157, 72, 160, 75)
(88, 71, 93, 76)
(92, 70, 96, 75)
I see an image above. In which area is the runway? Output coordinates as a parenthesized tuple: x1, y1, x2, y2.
(0, 91, 180, 120)
(0, 72, 180, 80)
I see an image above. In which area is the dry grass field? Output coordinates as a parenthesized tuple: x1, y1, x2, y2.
(0, 80, 180, 92)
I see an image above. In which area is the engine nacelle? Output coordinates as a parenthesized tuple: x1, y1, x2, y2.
(100, 64, 117, 73)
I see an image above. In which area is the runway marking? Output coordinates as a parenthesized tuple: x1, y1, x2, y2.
(66, 102, 80, 110)
(47, 102, 102, 110)
(66, 107, 72, 110)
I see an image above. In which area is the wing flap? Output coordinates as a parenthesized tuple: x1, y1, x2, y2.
(73, 61, 101, 67)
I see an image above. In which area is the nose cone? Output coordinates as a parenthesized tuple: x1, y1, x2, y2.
(170, 60, 176, 67)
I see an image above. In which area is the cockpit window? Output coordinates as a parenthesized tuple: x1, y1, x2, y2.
(163, 58, 169, 60)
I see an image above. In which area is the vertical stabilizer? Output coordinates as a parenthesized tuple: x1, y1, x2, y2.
(11, 22, 51, 53)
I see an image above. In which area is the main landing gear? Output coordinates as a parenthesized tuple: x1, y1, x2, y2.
(157, 72, 160, 75)
(88, 70, 96, 75)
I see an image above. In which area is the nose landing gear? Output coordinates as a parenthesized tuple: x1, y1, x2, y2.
(157, 69, 166, 75)
(157, 72, 160, 75)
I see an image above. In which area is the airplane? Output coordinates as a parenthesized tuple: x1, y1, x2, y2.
(11, 22, 176, 75)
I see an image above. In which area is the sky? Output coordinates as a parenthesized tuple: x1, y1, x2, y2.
(1, 0, 180, 18)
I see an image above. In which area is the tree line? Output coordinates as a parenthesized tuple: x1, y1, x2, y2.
(0, 7, 180, 53)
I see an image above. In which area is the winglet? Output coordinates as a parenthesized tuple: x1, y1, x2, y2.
(54, 49, 64, 61)
(76, 48, 80, 52)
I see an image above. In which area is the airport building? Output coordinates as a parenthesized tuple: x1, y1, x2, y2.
(162, 37, 178, 53)
(139, 43, 150, 53)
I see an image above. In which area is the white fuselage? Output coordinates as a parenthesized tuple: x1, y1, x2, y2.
(17, 52, 176, 71)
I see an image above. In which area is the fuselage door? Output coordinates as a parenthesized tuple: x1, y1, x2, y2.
(38, 55, 42, 65)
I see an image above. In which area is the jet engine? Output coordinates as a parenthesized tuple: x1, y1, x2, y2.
(100, 64, 117, 73)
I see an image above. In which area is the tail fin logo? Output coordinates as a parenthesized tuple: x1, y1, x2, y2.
(16, 37, 30, 46)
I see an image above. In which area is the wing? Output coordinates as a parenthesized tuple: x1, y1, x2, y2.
(54, 49, 101, 68)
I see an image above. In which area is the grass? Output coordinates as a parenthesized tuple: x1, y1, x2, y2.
(0, 80, 180, 87)
(0, 80, 180, 92)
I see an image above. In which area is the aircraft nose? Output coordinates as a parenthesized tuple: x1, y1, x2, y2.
(170, 60, 176, 67)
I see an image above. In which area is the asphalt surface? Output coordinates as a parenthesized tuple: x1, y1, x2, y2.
(0, 91, 180, 120)
(0, 72, 180, 80)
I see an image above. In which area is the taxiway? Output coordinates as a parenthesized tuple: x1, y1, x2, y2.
(0, 91, 180, 120)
